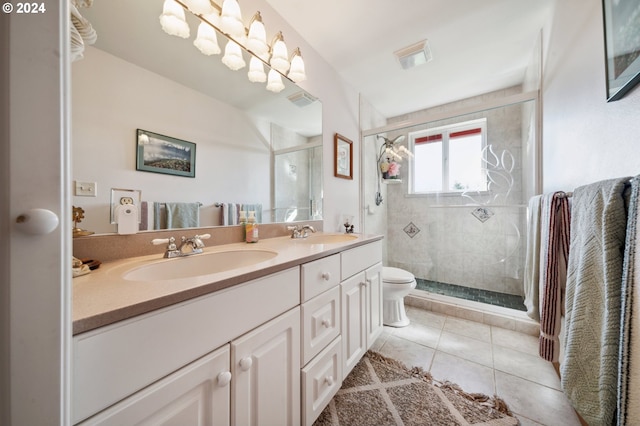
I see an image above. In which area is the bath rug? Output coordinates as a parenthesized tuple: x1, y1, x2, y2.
(313, 351, 517, 426)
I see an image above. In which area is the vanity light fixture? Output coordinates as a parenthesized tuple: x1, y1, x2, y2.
(161, 0, 307, 93)
(159, 0, 190, 39)
(394, 39, 433, 70)
(266, 68, 285, 93)
(248, 56, 267, 82)
(287, 47, 306, 82)
(269, 32, 290, 74)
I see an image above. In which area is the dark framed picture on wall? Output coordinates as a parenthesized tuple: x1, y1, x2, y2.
(602, 0, 640, 101)
(334, 133, 353, 180)
(136, 129, 196, 178)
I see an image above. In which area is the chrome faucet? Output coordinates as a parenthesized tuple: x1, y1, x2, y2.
(152, 233, 211, 258)
(287, 224, 316, 239)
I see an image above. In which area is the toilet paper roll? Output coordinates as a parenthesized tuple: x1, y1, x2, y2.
(115, 204, 138, 235)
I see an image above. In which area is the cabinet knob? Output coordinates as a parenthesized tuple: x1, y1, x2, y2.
(321, 272, 331, 281)
(239, 357, 253, 371)
(325, 376, 334, 386)
(217, 371, 232, 387)
(15, 208, 59, 235)
(321, 319, 331, 328)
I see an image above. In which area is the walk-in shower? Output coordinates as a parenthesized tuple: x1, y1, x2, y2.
(362, 89, 539, 311)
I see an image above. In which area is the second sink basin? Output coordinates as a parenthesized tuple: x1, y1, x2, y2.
(123, 249, 278, 282)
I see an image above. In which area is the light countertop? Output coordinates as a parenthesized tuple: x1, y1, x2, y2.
(73, 233, 383, 335)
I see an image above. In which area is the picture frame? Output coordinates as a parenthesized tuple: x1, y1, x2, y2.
(602, 0, 640, 101)
(334, 133, 353, 180)
(136, 129, 196, 177)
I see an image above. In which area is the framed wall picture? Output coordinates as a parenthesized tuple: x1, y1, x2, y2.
(334, 133, 353, 180)
(602, 0, 640, 101)
(136, 129, 196, 178)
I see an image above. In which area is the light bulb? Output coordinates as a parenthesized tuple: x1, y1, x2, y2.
(246, 12, 269, 58)
(266, 69, 285, 93)
(222, 40, 246, 70)
(194, 22, 221, 55)
(269, 32, 289, 73)
(248, 57, 266, 82)
(220, 0, 246, 42)
(287, 48, 306, 82)
(159, 0, 190, 38)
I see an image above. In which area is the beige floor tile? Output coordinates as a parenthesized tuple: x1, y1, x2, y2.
(390, 321, 442, 349)
(492, 326, 540, 355)
(376, 334, 435, 371)
(437, 331, 493, 367)
(495, 371, 582, 426)
(443, 315, 492, 342)
(405, 306, 446, 329)
(430, 350, 495, 396)
(493, 345, 561, 390)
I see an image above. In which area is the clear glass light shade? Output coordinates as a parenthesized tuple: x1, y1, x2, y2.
(220, 0, 246, 42)
(222, 40, 246, 70)
(246, 14, 269, 58)
(159, 0, 190, 38)
(266, 69, 285, 93)
(248, 57, 267, 83)
(184, 0, 214, 15)
(194, 22, 221, 55)
(287, 50, 306, 82)
(269, 36, 290, 73)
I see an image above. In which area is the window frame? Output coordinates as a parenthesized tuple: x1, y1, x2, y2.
(408, 118, 488, 195)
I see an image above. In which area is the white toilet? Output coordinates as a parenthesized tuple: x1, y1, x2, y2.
(382, 266, 417, 327)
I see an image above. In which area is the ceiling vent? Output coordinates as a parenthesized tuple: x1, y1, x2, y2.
(394, 39, 433, 70)
(287, 91, 317, 107)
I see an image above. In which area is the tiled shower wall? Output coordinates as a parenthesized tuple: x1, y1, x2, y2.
(365, 87, 534, 297)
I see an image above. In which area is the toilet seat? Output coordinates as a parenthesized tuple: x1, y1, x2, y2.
(382, 267, 415, 284)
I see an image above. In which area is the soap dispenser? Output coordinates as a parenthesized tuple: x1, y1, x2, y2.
(245, 211, 259, 243)
(239, 210, 247, 241)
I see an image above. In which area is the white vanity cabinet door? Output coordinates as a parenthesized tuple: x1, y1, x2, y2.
(340, 271, 367, 376)
(302, 286, 341, 365)
(365, 262, 383, 349)
(301, 336, 342, 426)
(231, 307, 301, 426)
(78, 344, 231, 426)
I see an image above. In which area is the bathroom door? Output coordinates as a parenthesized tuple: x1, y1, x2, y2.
(1, 3, 71, 424)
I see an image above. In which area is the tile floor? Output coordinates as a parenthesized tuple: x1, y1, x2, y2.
(371, 306, 583, 426)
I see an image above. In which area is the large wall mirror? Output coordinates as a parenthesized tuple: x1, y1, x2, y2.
(72, 0, 322, 235)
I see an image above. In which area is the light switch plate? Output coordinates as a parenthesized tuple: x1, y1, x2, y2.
(75, 181, 97, 197)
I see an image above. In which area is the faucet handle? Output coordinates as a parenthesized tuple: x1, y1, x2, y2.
(152, 236, 176, 249)
(195, 233, 211, 240)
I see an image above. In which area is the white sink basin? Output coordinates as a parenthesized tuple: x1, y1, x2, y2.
(123, 249, 278, 282)
(294, 234, 358, 244)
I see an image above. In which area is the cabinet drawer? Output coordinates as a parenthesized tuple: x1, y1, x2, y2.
(301, 336, 343, 426)
(341, 241, 382, 280)
(302, 286, 341, 365)
(301, 254, 341, 302)
(73, 267, 300, 424)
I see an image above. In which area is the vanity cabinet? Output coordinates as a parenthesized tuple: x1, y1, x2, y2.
(340, 241, 383, 376)
(73, 267, 300, 425)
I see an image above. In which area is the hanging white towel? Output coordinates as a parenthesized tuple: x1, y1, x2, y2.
(524, 195, 542, 320)
(222, 203, 239, 226)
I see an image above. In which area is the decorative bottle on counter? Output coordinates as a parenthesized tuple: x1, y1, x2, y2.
(246, 211, 259, 243)
(239, 210, 247, 241)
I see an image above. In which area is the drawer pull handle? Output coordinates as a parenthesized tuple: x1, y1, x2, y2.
(322, 319, 331, 328)
(321, 272, 331, 281)
(217, 371, 232, 387)
(325, 376, 334, 386)
(239, 357, 253, 371)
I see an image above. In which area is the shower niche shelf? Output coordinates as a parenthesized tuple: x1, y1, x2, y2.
(382, 179, 402, 184)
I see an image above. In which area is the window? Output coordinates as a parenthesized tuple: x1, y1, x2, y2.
(409, 119, 487, 194)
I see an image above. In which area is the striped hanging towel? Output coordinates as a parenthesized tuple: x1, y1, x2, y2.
(538, 192, 571, 362)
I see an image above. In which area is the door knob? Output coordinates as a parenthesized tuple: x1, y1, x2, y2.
(15, 208, 59, 235)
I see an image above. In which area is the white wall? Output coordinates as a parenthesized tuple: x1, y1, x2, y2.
(542, 0, 640, 191)
(72, 47, 272, 233)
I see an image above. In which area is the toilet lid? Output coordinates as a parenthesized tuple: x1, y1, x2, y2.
(382, 267, 415, 284)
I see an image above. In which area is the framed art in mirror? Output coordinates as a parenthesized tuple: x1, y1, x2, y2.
(334, 133, 353, 180)
(136, 129, 196, 178)
(602, 0, 640, 101)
